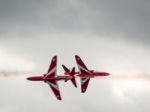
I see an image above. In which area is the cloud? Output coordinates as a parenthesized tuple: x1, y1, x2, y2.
(0, 49, 35, 71)
(0, 0, 150, 44)
(0, 0, 150, 112)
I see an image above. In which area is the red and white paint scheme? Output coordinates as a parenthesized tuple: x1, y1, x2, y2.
(27, 55, 110, 100)
(75, 55, 110, 93)
(27, 56, 75, 100)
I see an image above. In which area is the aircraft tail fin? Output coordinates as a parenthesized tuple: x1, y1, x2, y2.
(70, 67, 75, 76)
(62, 64, 70, 73)
(70, 67, 77, 88)
(62, 65, 77, 88)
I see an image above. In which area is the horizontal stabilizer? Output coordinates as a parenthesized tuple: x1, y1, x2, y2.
(62, 65, 77, 88)
(62, 64, 70, 73)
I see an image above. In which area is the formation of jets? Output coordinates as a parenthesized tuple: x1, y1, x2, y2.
(27, 55, 110, 100)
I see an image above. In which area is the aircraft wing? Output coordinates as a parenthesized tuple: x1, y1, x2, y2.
(81, 77, 90, 93)
(45, 56, 62, 100)
(47, 80, 62, 100)
(46, 56, 57, 77)
(75, 55, 91, 74)
(75, 55, 91, 93)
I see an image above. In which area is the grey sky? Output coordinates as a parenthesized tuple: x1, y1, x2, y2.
(0, 0, 150, 42)
(0, 0, 150, 112)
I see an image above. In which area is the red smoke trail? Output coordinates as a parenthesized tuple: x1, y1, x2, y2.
(98, 74, 150, 80)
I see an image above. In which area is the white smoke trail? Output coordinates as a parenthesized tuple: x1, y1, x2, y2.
(0, 71, 31, 77)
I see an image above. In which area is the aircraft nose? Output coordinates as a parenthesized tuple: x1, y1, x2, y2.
(26, 77, 30, 80)
(105, 72, 110, 76)
(26, 77, 32, 81)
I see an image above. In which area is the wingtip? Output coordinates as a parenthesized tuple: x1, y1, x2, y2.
(81, 90, 86, 93)
(75, 55, 80, 60)
(75, 55, 79, 58)
(52, 56, 57, 62)
(53, 55, 57, 58)
(56, 96, 62, 100)
(58, 98, 62, 100)
(74, 86, 77, 88)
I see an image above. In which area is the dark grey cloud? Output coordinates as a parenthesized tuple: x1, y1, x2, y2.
(0, 1, 150, 112)
(0, 0, 150, 44)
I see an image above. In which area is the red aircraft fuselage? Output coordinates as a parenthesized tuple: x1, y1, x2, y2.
(27, 75, 72, 81)
(90, 70, 110, 76)
(27, 55, 110, 100)
(76, 70, 109, 78)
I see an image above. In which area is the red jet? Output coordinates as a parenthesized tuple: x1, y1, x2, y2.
(27, 56, 76, 100)
(27, 55, 110, 100)
(62, 64, 78, 88)
(74, 55, 110, 93)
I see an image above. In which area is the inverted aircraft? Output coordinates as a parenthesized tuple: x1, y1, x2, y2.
(27, 56, 76, 100)
(27, 55, 110, 100)
(74, 55, 110, 93)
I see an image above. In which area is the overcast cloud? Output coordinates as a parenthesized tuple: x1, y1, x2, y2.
(0, 0, 150, 42)
(0, 0, 150, 112)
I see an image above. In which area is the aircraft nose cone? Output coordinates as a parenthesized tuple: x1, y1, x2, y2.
(105, 73, 110, 76)
(27, 77, 32, 80)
